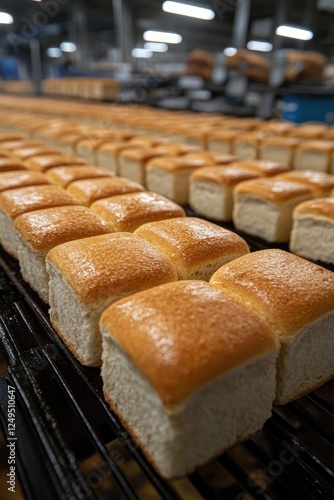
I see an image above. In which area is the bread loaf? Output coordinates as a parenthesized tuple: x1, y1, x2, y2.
(101, 280, 278, 477)
(210, 249, 334, 404)
(46, 233, 178, 366)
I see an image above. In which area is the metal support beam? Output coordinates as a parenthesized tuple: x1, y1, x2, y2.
(272, 0, 288, 51)
(113, 0, 133, 63)
(231, 0, 251, 49)
(29, 38, 43, 93)
(296, 0, 314, 50)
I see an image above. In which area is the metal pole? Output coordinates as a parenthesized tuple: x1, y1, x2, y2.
(29, 38, 43, 93)
(113, 0, 133, 63)
(231, 0, 251, 49)
(296, 0, 314, 50)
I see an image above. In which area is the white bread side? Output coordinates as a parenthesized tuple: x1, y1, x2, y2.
(232, 179, 313, 242)
(101, 280, 278, 478)
(46, 233, 178, 366)
(210, 249, 334, 404)
(290, 198, 334, 264)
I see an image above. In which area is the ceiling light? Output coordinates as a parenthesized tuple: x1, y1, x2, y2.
(131, 48, 153, 58)
(60, 41, 77, 53)
(162, 1, 215, 20)
(47, 47, 62, 58)
(0, 12, 13, 24)
(224, 47, 237, 56)
(143, 30, 182, 44)
(276, 25, 313, 40)
(144, 42, 168, 52)
(247, 40, 273, 52)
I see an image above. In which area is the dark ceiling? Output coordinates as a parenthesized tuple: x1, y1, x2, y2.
(0, 0, 334, 72)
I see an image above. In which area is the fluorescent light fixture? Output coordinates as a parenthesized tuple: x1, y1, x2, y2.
(60, 41, 77, 53)
(247, 40, 273, 52)
(47, 47, 62, 58)
(276, 25, 313, 40)
(144, 42, 168, 52)
(143, 30, 182, 44)
(162, 1, 215, 20)
(0, 12, 13, 24)
(131, 48, 153, 58)
(224, 47, 237, 56)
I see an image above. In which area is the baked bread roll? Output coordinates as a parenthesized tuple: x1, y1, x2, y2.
(0, 134, 23, 143)
(189, 166, 259, 220)
(0, 171, 50, 193)
(293, 141, 334, 173)
(101, 280, 278, 478)
(286, 123, 328, 140)
(96, 142, 140, 174)
(46, 165, 115, 188)
(233, 178, 313, 242)
(76, 135, 129, 164)
(275, 170, 334, 197)
(210, 249, 334, 404)
(67, 177, 144, 206)
(230, 159, 289, 177)
(232, 133, 262, 160)
(146, 156, 215, 205)
(255, 121, 295, 135)
(25, 154, 86, 172)
(15, 206, 112, 302)
(207, 130, 239, 154)
(0, 158, 28, 173)
(0, 185, 80, 258)
(135, 217, 249, 280)
(118, 147, 170, 187)
(183, 152, 236, 165)
(10, 147, 61, 162)
(46, 233, 178, 366)
(290, 198, 334, 264)
(260, 137, 300, 167)
(0, 140, 42, 154)
(91, 192, 185, 232)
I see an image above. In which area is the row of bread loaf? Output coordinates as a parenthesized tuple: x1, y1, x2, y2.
(2, 99, 334, 178)
(1, 130, 333, 267)
(189, 163, 334, 264)
(1, 132, 334, 480)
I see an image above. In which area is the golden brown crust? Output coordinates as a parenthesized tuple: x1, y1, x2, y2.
(293, 197, 334, 220)
(14, 205, 112, 252)
(208, 130, 240, 141)
(276, 171, 334, 195)
(230, 160, 289, 176)
(26, 155, 86, 172)
(135, 217, 249, 271)
(286, 124, 328, 139)
(0, 134, 23, 143)
(91, 192, 185, 232)
(191, 166, 259, 186)
(0, 171, 50, 192)
(67, 177, 144, 206)
(118, 147, 167, 162)
(0, 185, 80, 218)
(100, 280, 278, 407)
(46, 165, 114, 187)
(97, 141, 142, 155)
(260, 136, 300, 148)
(10, 147, 61, 161)
(128, 136, 167, 147)
(146, 156, 214, 172)
(234, 178, 312, 202)
(0, 159, 27, 172)
(296, 140, 334, 152)
(46, 232, 178, 304)
(210, 249, 334, 338)
(255, 121, 295, 134)
(0, 140, 42, 152)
